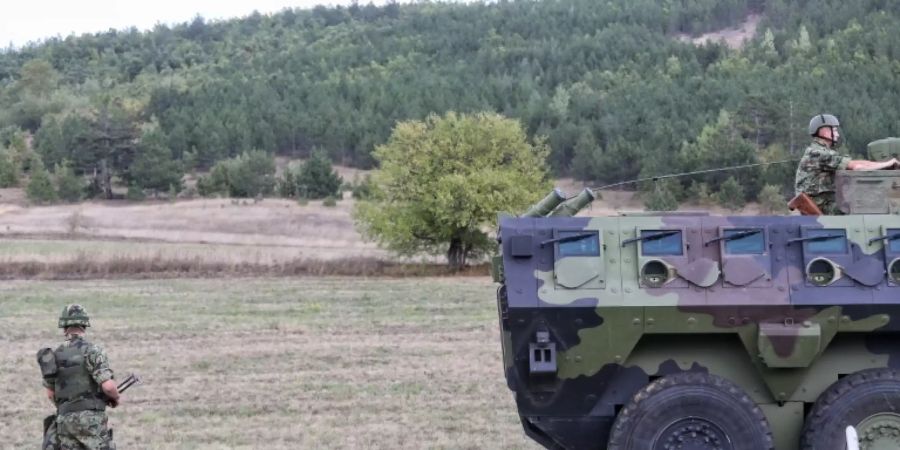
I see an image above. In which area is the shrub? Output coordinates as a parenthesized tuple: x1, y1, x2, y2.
(198, 150, 275, 198)
(126, 183, 146, 201)
(26, 160, 57, 204)
(55, 160, 84, 202)
(278, 150, 343, 200)
(687, 181, 713, 205)
(351, 174, 373, 200)
(716, 176, 745, 211)
(0, 149, 18, 187)
(758, 184, 786, 214)
(644, 185, 678, 211)
(168, 184, 180, 201)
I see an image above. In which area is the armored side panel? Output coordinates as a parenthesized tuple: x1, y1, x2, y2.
(496, 212, 900, 450)
(835, 170, 900, 214)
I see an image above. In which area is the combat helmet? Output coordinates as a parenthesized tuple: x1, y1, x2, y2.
(808, 114, 840, 136)
(58, 304, 90, 328)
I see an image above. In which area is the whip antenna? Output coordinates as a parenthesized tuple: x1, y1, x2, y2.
(523, 159, 799, 217)
(588, 159, 799, 194)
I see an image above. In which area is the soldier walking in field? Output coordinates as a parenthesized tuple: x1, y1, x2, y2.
(794, 113, 899, 214)
(37, 305, 119, 450)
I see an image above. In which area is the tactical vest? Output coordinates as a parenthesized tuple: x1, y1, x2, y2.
(53, 338, 106, 415)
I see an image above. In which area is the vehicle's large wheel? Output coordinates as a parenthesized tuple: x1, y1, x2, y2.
(801, 368, 900, 450)
(608, 371, 774, 450)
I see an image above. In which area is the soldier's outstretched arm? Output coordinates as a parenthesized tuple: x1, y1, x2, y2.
(847, 158, 900, 170)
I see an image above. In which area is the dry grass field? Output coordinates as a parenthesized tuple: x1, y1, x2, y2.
(0, 195, 388, 261)
(0, 277, 536, 449)
(0, 180, 763, 278)
(0, 195, 456, 277)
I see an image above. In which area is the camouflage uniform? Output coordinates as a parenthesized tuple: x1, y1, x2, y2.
(39, 305, 116, 450)
(794, 140, 851, 215)
(56, 410, 113, 450)
(43, 334, 116, 450)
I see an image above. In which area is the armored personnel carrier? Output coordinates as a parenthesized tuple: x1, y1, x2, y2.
(492, 138, 900, 450)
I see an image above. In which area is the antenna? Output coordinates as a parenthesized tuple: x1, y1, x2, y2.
(585, 159, 799, 194)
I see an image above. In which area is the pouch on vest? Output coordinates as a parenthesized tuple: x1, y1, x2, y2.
(37, 348, 57, 378)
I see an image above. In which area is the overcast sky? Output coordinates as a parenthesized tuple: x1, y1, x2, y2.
(1, 0, 397, 48)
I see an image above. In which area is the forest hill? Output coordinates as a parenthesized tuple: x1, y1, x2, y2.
(1, 0, 899, 204)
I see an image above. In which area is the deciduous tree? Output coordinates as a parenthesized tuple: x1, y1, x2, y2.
(354, 112, 550, 268)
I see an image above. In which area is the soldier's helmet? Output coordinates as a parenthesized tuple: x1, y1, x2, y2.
(808, 113, 841, 136)
(58, 304, 91, 328)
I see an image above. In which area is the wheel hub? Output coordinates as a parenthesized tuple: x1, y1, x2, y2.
(654, 417, 732, 450)
(857, 412, 900, 450)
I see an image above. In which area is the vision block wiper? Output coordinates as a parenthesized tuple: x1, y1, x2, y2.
(868, 232, 900, 245)
(704, 229, 761, 247)
(540, 232, 596, 248)
(787, 233, 845, 244)
(622, 230, 680, 247)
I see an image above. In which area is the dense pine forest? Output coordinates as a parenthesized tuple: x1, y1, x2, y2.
(1, 0, 899, 203)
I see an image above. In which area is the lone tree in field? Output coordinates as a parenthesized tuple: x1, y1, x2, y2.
(354, 112, 550, 269)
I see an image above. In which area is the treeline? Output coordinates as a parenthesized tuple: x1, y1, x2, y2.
(1, 0, 900, 203)
(7, 129, 348, 204)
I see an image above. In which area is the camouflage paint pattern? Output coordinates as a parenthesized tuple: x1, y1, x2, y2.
(496, 210, 900, 449)
(836, 141, 900, 213)
(835, 170, 900, 214)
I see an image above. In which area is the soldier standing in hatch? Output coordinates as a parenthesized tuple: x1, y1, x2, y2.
(795, 113, 899, 214)
(38, 304, 119, 450)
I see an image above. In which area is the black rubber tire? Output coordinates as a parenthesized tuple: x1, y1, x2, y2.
(801, 368, 900, 450)
(607, 371, 774, 450)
